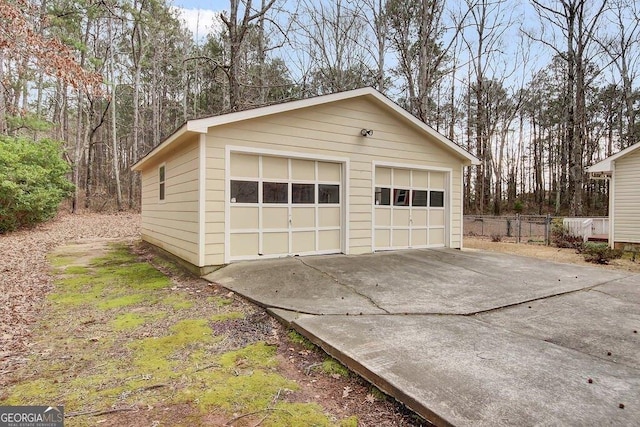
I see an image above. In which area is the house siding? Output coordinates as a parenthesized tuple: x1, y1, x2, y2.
(204, 97, 464, 265)
(140, 136, 200, 265)
(614, 148, 640, 244)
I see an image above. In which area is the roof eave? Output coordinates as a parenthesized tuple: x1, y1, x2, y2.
(131, 124, 203, 171)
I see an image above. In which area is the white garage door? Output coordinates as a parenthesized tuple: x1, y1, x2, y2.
(374, 166, 447, 250)
(228, 153, 342, 261)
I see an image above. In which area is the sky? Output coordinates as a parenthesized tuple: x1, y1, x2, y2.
(172, 0, 225, 40)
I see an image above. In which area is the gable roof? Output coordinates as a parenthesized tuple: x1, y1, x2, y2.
(132, 87, 479, 171)
(588, 142, 640, 176)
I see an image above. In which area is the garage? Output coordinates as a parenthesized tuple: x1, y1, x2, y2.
(132, 87, 478, 272)
(373, 165, 448, 250)
(227, 151, 343, 261)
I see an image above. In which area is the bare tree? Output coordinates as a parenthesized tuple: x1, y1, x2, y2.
(220, 0, 277, 110)
(528, 0, 609, 216)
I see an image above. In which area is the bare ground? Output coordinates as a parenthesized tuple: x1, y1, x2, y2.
(0, 211, 141, 372)
(464, 236, 640, 273)
(0, 213, 422, 426)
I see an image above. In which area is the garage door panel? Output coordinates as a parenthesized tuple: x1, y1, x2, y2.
(412, 229, 428, 246)
(230, 206, 259, 229)
(318, 162, 341, 182)
(430, 210, 445, 227)
(291, 159, 315, 180)
(430, 172, 445, 188)
(292, 231, 315, 253)
(412, 210, 427, 226)
(375, 167, 391, 186)
(263, 207, 288, 229)
(375, 208, 391, 226)
(263, 232, 288, 254)
(292, 207, 315, 228)
(319, 230, 340, 251)
(412, 170, 428, 188)
(430, 228, 445, 245)
(262, 156, 288, 179)
(393, 209, 410, 226)
(230, 153, 259, 178)
(394, 169, 411, 187)
(375, 229, 390, 248)
(230, 233, 259, 257)
(319, 207, 340, 227)
(393, 229, 409, 247)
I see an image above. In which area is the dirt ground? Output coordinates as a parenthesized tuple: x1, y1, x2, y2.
(464, 236, 640, 273)
(0, 213, 423, 426)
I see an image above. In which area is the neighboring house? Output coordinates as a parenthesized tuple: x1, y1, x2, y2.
(588, 142, 640, 249)
(132, 87, 479, 273)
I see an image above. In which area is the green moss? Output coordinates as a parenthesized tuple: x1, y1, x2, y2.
(211, 311, 244, 322)
(47, 255, 76, 268)
(63, 265, 90, 275)
(339, 415, 359, 427)
(265, 402, 333, 427)
(98, 293, 148, 310)
(368, 386, 387, 401)
(162, 294, 194, 310)
(111, 313, 146, 331)
(187, 371, 298, 413)
(130, 319, 213, 374)
(90, 244, 136, 267)
(219, 342, 277, 370)
(1, 378, 61, 405)
(288, 330, 317, 350)
(207, 296, 233, 307)
(321, 358, 350, 378)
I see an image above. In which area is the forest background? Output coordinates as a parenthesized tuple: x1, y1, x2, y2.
(2, 0, 638, 217)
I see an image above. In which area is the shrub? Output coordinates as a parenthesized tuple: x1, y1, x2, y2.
(582, 242, 623, 264)
(551, 220, 584, 251)
(0, 136, 73, 233)
(490, 233, 502, 242)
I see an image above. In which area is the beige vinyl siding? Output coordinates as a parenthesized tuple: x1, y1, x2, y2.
(141, 136, 200, 265)
(614, 148, 640, 243)
(204, 97, 464, 264)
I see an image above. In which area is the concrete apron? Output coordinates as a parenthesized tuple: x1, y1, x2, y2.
(205, 248, 640, 426)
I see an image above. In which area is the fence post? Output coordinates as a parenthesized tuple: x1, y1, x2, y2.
(545, 214, 551, 246)
(516, 214, 521, 244)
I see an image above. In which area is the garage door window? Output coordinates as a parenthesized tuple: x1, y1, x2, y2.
(375, 187, 391, 205)
(430, 191, 444, 207)
(263, 182, 288, 203)
(319, 184, 340, 204)
(412, 190, 428, 206)
(231, 180, 258, 203)
(292, 183, 315, 203)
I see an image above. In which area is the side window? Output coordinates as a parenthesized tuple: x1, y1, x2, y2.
(159, 165, 165, 201)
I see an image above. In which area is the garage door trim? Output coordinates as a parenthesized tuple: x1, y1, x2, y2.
(371, 160, 452, 252)
(224, 145, 350, 263)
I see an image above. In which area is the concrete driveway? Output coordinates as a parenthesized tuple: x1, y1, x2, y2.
(205, 248, 640, 426)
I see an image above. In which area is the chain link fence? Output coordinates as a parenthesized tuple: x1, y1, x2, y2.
(464, 215, 556, 244)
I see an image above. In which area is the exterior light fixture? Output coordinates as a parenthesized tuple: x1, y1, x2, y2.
(360, 129, 373, 137)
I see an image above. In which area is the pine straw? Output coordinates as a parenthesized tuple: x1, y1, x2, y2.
(0, 211, 140, 382)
